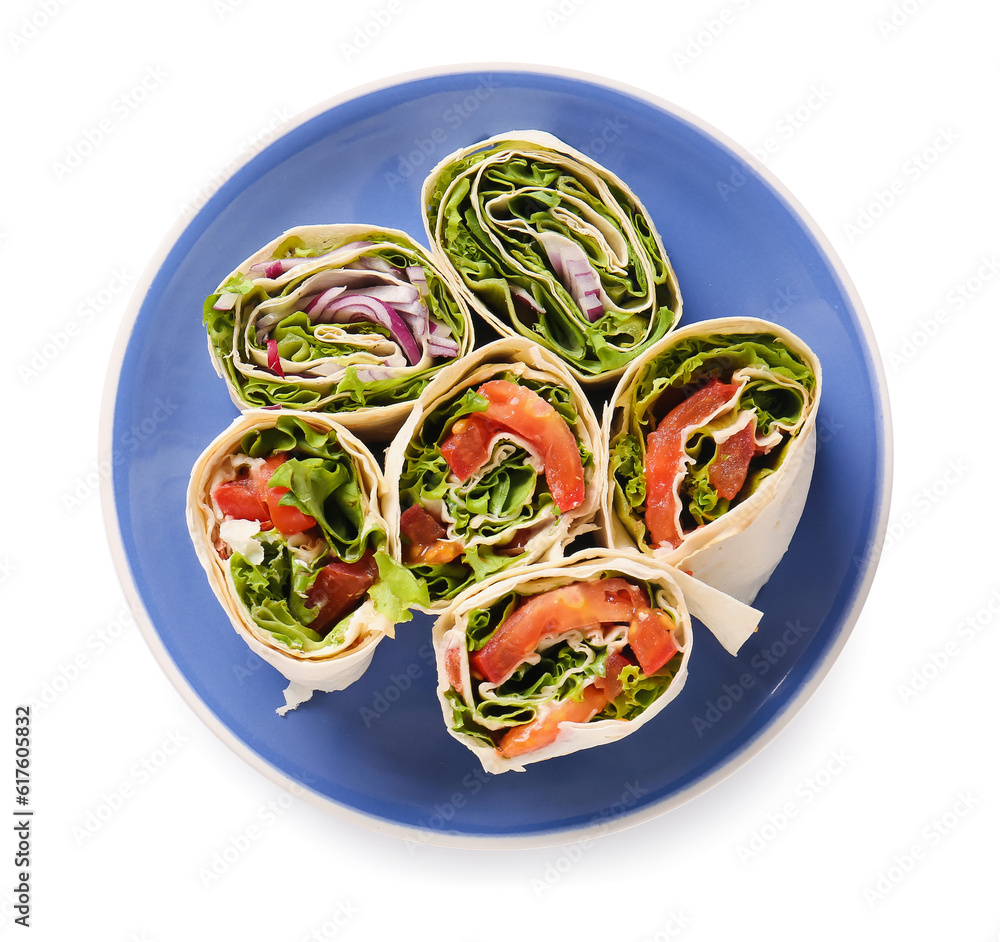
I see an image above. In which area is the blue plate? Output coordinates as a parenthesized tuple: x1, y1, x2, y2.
(101, 65, 890, 848)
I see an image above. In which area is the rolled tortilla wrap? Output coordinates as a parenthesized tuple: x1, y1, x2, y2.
(186, 410, 428, 713)
(422, 131, 681, 386)
(382, 337, 605, 612)
(433, 548, 692, 774)
(604, 317, 822, 613)
(203, 225, 475, 439)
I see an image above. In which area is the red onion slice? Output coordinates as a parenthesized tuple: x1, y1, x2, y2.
(249, 243, 375, 278)
(510, 284, 544, 314)
(355, 367, 396, 383)
(360, 284, 421, 305)
(348, 254, 404, 278)
(305, 285, 348, 315)
(248, 260, 285, 278)
(425, 319, 459, 358)
(426, 335, 460, 357)
(266, 339, 285, 378)
(320, 295, 421, 365)
(536, 231, 606, 322)
(406, 265, 430, 299)
(563, 259, 604, 322)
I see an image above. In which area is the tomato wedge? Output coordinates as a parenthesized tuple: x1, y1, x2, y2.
(444, 643, 465, 699)
(251, 455, 318, 536)
(459, 576, 683, 759)
(709, 415, 757, 501)
(304, 551, 378, 635)
(440, 380, 585, 513)
(400, 504, 447, 544)
(628, 609, 679, 675)
(440, 414, 498, 481)
(592, 650, 631, 701)
(213, 475, 270, 523)
(644, 378, 740, 548)
(468, 578, 649, 685)
(213, 453, 318, 536)
(497, 684, 608, 758)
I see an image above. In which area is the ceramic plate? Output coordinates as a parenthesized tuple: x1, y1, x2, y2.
(101, 65, 890, 848)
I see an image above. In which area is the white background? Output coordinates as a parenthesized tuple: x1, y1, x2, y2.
(4, 0, 999, 938)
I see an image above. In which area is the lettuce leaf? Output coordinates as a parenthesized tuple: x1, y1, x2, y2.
(369, 552, 430, 622)
(230, 537, 326, 650)
(406, 544, 527, 602)
(630, 335, 815, 438)
(240, 415, 379, 563)
(599, 655, 683, 722)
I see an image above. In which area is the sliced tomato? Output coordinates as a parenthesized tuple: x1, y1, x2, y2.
(628, 609, 679, 675)
(400, 504, 447, 545)
(213, 453, 317, 535)
(440, 380, 585, 513)
(498, 684, 608, 758)
(592, 650, 631, 701)
(251, 455, 318, 536)
(468, 578, 649, 685)
(440, 414, 498, 481)
(213, 475, 270, 523)
(644, 378, 741, 549)
(444, 643, 465, 699)
(709, 415, 757, 501)
(304, 551, 379, 635)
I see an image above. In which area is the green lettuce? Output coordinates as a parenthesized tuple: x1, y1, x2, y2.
(369, 553, 431, 623)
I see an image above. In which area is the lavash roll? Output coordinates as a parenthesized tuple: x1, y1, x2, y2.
(203, 225, 475, 439)
(422, 131, 681, 387)
(432, 548, 693, 774)
(383, 337, 605, 613)
(603, 317, 822, 623)
(186, 409, 418, 714)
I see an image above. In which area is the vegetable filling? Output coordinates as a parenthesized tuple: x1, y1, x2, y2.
(443, 576, 684, 759)
(203, 232, 469, 412)
(425, 138, 679, 377)
(397, 373, 592, 603)
(209, 415, 425, 652)
(610, 333, 817, 551)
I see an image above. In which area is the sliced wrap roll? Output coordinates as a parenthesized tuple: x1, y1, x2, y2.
(433, 548, 692, 774)
(422, 131, 681, 386)
(187, 410, 428, 713)
(203, 225, 475, 439)
(604, 317, 822, 613)
(383, 337, 604, 612)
